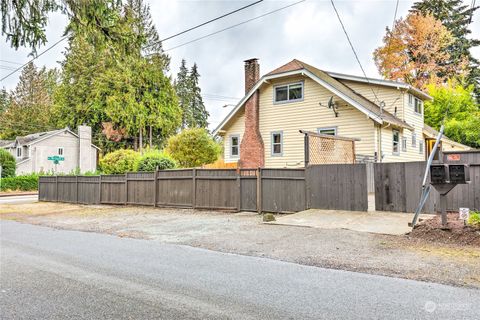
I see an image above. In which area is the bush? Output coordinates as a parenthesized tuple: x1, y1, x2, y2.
(99, 149, 140, 174)
(0, 148, 16, 178)
(0, 173, 38, 191)
(135, 150, 177, 171)
(166, 128, 220, 168)
(468, 211, 480, 228)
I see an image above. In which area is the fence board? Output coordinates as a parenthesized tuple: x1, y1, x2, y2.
(307, 164, 367, 211)
(77, 176, 100, 204)
(261, 169, 306, 213)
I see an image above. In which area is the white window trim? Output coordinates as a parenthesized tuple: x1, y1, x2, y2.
(392, 130, 400, 155)
(419, 141, 424, 154)
(402, 137, 407, 152)
(412, 133, 417, 148)
(413, 97, 423, 115)
(317, 127, 338, 136)
(273, 81, 304, 104)
(16, 146, 22, 158)
(271, 131, 283, 157)
(229, 135, 240, 158)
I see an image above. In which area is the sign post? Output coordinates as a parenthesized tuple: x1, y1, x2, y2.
(459, 208, 470, 226)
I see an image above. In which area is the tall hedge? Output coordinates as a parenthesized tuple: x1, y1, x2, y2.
(99, 149, 140, 174)
(0, 149, 16, 178)
(166, 128, 220, 168)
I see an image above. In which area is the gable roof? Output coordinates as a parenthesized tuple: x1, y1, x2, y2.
(0, 140, 14, 148)
(13, 127, 100, 150)
(214, 59, 413, 135)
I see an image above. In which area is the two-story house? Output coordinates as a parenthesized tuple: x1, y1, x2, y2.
(213, 59, 470, 168)
(1, 125, 99, 175)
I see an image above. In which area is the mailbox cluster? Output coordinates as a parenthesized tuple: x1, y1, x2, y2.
(430, 164, 470, 185)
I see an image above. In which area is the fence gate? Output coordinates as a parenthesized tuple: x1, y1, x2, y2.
(300, 130, 358, 165)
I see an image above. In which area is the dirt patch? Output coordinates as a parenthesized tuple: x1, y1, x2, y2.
(407, 213, 480, 246)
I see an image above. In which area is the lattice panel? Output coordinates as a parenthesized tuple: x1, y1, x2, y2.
(308, 135, 355, 164)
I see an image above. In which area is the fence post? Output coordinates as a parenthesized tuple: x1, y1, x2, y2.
(237, 169, 241, 212)
(98, 175, 102, 204)
(75, 175, 79, 203)
(304, 133, 309, 167)
(305, 167, 310, 209)
(192, 168, 196, 209)
(124, 173, 128, 205)
(153, 170, 158, 207)
(257, 167, 262, 213)
(55, 175, 58, 202)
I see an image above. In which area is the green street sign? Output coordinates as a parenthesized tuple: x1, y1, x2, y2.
(48, 156, 65, 162)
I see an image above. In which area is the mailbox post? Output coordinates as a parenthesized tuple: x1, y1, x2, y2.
(429, 164, 470, 227)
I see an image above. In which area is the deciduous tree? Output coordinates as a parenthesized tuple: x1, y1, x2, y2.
(373, 13, 455, 89)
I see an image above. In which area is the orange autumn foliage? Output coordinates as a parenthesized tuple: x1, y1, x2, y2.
(374, 13, 466, 90)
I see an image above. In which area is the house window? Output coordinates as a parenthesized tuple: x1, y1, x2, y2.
(392, 130, 400, 155)
(58, 147, 64, 156)
(16, 147, 22, 158)
(414, 98, 423, 114)
(408, 94, 414, 106)
(317, 127, 337, 136)
(402, 137, 407, 152)
(419, 141, 424, 154)
(230, 135, 239, 157)
(271, 132, 283, 156)
(274, 82, 303, 103)
(412, 133, 417, 148)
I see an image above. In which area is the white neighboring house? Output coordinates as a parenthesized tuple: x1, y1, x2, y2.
(0, 126, 99, 175)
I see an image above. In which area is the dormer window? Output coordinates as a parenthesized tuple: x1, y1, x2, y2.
(16, 147, 22, 158)
(274, 82, 303, 103)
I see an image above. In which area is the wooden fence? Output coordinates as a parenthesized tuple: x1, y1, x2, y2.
(39, 168, 307, 213)
(374, 161, 480, 213)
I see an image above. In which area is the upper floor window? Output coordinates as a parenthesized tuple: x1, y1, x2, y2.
(274, 82, 303, 103)
(409, 94, 423, 114)
(271, 131, 283, 156)
(317, 127, 337, 136)
(230, 135, 239, 158)
(392, 130, 400, 155)
(58, 147, 64, 156)
(16, 147, 22, 158)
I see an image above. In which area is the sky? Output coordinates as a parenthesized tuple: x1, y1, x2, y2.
(1, 0, 479, 131)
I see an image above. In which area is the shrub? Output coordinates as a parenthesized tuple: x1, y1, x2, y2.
(468, 211, 480, 228)
(0, 173, 38, 191)
(0, 148, 16, 178)
(135, 150, 177, 171)
(99, 149, 140, 174)
(166, 128, 220, 168)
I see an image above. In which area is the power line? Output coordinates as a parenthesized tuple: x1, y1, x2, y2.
(164, 0, 306, 52)
(0, 36, 68, 82)
(329, 0, 382, 108)
(159, 0, 264, 43)
(0, 59, 23, 66)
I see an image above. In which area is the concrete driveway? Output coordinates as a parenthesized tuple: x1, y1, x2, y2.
(267, 209, 436, 235)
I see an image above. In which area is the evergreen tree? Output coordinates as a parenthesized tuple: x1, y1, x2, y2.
(0, 62, 56, 139)
(411, 0, 480, 100)
(175, 59, 191, 129)
(0, 88, 9, 114)
(188, 63, 209, 128)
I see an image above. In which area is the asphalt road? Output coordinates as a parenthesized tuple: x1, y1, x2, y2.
(1, 221, 479, 320)
(0, 194, 38, 205)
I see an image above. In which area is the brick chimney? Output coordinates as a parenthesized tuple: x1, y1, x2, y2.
(239, 58, 264, 168)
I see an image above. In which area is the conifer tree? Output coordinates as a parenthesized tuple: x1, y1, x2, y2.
(188, 63, 209, 128)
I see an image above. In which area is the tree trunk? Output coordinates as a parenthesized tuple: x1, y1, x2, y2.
(139, 127, 143, 154)
(149, 125, 153, 149)
(134, 136, 138, 151)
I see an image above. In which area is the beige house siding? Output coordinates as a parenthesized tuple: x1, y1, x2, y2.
(222, 108, 245, 163)
(259, 76, 375, 167)
(340, 80, 404, 117)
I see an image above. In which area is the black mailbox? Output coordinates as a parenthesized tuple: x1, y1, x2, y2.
(449, 164, 470, 184)
(430, 164, 449, 184)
